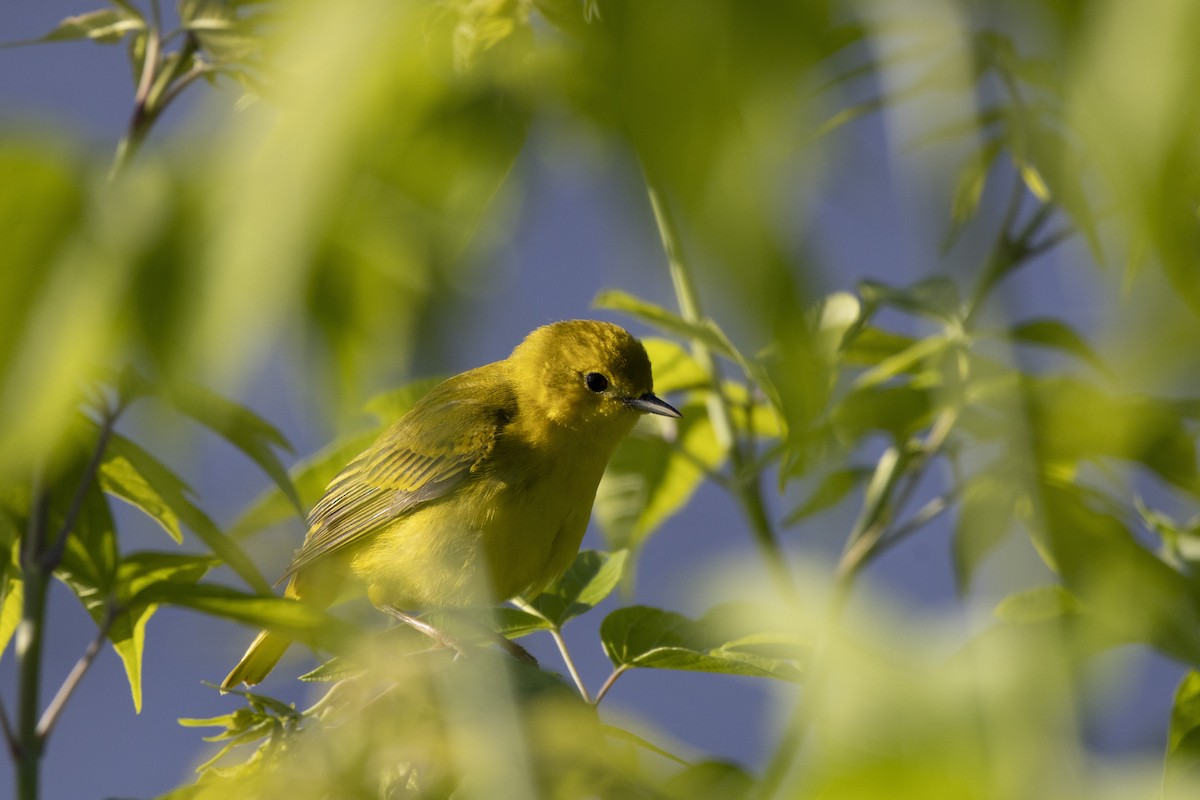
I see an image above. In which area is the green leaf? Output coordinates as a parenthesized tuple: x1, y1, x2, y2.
(993, 585, 1083, 624)
(832, 384, 933, 443)
(1023, 377, 1198, 493)
(595, 398, 724, 553)
(850, 334, 952, 391)
(160, 380, 301, 513)
(600, 604, 802, 682)
(0, 533, 22, 663)
(1007, 319, 1108, 374)
(1035, 481, 1200, 664)
(104, 551, 216, 712)
(952, 473, 1021, 595)
(493, 606, 551, 639)
(101, 432, 271, 594)
(522, 550, 628, 628)
(129, 581, 352, 651)
(641, 338, 709, 395)
(784, 467, 871, 525)
(602, 724, 689, 767)
(858, 277, 961, 322)
(663, 760, 755, 800)
(947, 138, 1003, 245)
(361, 376, 445, 423)
(594, 289, 740, 361)
(1167, 671, 1200, 790)
(39, 8, 144, 44)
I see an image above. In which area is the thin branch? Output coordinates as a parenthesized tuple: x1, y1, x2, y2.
(36, 604, 117, 743)
(548, 629, 591, 704)
(0, 693, 15, 760)
(644, 179, 796, 603)
(592, 665, 629, 706)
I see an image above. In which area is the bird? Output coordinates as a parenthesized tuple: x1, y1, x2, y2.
(222, 319, 681, 689)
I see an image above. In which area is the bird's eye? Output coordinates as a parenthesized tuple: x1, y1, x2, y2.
(584, 372, 609, 393)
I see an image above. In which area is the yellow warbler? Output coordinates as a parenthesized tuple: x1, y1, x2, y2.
(222, 320, 680, 689)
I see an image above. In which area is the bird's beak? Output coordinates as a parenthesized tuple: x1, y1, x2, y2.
(625, 392, 682, 418)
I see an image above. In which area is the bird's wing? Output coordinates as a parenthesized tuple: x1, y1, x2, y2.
(280, 368, 514, 581)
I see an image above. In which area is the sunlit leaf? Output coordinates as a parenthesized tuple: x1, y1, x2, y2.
(595, 399, 724, 553)
(38, 8, 143, 44)
(0, 533, 22, 663)
(1168, 671, 1200, 791)
(641, 338, 709, 395)
(993, 585, 1083, 624)
(952, 472, 1021, 594)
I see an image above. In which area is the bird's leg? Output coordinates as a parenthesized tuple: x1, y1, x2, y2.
(445, 610, 539, 667)
(380, 605, 469, 661)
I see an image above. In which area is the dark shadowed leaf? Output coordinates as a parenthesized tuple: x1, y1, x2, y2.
(161, 380, 301, 513)
(102, 432, 271, 593)
(1008, 319, 1107, 374)
(600, 604, 802, 681)
(522, 549, 628, 628)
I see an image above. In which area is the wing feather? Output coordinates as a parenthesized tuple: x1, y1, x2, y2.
(280, 366, 514, 581)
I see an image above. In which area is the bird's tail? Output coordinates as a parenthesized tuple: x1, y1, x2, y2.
(221, 629, 292, 692)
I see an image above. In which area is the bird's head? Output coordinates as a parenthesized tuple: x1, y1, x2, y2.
(509, 320, 681, 433)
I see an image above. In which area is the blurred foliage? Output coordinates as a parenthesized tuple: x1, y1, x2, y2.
(5, 0, 1200, 798)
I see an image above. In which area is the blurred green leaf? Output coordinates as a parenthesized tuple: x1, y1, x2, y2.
(1035, 480, 1200, 664)
(160, 380, 301, 513)
(641, 338, 710, 395)
(946, 138, 1002, 247)
(595, 398, 724, 553)
(993, 585, 1083, 624)
(784, 467, 870, 525)
(1024, 377, 1198, 493)
(38, 8, 143, 44)
(600, 604, 802, 682)
(101, 431, 271, 593)
(831, 384, 933, 444)
(850, 334, 952, 391)
(858, 277, 961, 322)
(1008, 318, 1107, 374)
(522, 549, 628, 628)
(362, 377, 445, 423)
(952, 473, 1020, 595)
(1168, 671, 1200, 790)
(663, 760, 754, 800)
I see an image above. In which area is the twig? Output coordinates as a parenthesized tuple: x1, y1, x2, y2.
(592, 665, 628, 706)
(0, 682, 15, 759)
(36, 604, 118, 743)
(548, 629, 591, 704)
(644, 179, 796, 603)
